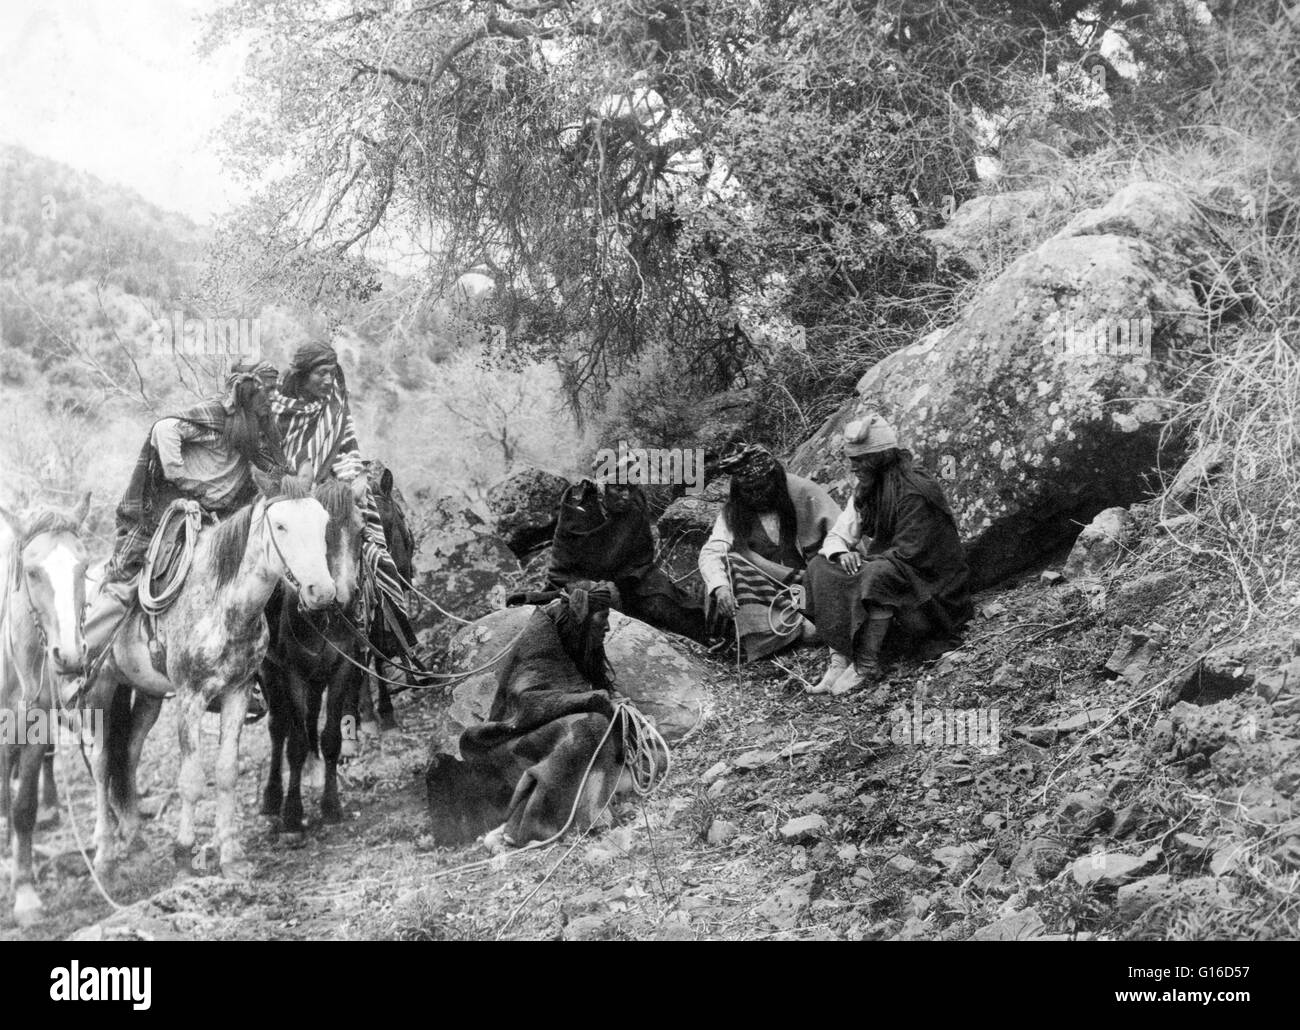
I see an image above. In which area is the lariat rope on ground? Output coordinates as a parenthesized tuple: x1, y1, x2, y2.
(428, 696, 671, 884)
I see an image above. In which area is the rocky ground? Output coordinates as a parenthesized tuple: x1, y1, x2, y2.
(5, 546, 1297, 942)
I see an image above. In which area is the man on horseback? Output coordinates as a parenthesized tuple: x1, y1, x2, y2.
(78, 360, 290, 670)
(270, 342, 420, 683)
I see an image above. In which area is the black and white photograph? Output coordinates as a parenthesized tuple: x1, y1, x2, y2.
(0, 0, 1296, 965)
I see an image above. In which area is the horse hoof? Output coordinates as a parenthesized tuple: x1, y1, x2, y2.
(303, 755, 326, 790)
(378, 713, 401, 733)
(13, 886, 44, 928)
(280, 831, 306, 849)
(360, 719, 380, 740)
(320, 806, 343, 826)
(36, 806, 61, 828)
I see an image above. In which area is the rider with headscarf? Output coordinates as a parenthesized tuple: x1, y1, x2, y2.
(270, 341, 413, 641)
(81, 359, 290, 661)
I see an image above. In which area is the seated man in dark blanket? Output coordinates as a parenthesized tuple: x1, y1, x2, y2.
(805, 413, 973, 696)
(425, 582, 658, 850)
(547, 456, 708, 643)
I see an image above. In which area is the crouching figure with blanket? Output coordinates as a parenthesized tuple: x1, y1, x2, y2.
(424, 582, 668, 851)
(804, 414, 973, 696)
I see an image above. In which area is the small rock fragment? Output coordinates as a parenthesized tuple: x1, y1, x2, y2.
(779, 814, 828, 843)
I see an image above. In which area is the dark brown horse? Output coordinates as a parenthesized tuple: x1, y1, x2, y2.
(359, 461, 416, 735)
(259, 477, 366, 841)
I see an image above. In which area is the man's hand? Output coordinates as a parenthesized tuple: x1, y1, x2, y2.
(713, 584, 737, 618)
(837, 551, 863, 575)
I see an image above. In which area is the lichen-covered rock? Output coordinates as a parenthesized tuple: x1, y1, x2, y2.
(923, 189, 1052, 275)
(409, 512, 520, 635)
(658, 495, 720, 541)
(790, 182, 1214, 588)
(485, 467, 570, 556)
(438, 606, 711, 750)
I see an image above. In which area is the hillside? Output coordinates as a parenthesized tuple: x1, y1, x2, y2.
(0, 144, 587, 527)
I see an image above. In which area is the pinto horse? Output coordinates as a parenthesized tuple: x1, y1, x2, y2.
(260, 477, 366, 841)
(0, 493, 90, 927)
(88, 467, 335, 878)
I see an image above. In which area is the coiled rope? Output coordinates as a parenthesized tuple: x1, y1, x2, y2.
(137, 500, 209, 617)
(722, 551, 807, 637)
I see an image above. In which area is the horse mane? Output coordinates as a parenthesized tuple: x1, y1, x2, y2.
(209, 506, 255, 589)
(313, 478, 355, 523)
(314, 478, 358, 559)
(21, 508, 81, 544)
(208, 472, 317, 588)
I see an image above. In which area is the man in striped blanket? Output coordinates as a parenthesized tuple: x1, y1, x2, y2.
(270, 342, 416, 658)
(698, 444, 840, 662)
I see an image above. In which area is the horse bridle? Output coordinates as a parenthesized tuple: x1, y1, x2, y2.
(261, 498, 306, 596)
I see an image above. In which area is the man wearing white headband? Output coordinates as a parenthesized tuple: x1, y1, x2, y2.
(803, 412, 972, 695)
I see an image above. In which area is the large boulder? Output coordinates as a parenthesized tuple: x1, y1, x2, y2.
(485, 467, 570, 556)
(923, 189, 1052, 276)
(684, 389, 762, 464)
(790, 182, 1213, 588)
(410, 496, 520, 634)
(656, 476, 728, 591)
(439, 606, 711, 750)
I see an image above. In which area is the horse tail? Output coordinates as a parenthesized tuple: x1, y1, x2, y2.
(105, 683, 134, 812)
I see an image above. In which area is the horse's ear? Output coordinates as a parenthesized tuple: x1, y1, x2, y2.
(0, 505, 23, 542)
(73, 491, 91, 527)
(251, 466, 280, 499)
(296, 461, 315, 487)
(380, 467, 394, 496)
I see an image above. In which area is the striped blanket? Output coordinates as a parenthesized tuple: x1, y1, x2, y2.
(726, 554, 803, 661)
(271, 381, 406, 610)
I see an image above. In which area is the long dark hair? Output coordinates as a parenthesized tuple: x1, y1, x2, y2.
(722, 463, 797, 547)
(222, 378, 287, 466)
(554, 587, 615, 691)
(853, 448, 955, 538)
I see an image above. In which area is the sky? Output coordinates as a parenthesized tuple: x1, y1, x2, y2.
(0, 0, 246, 224)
